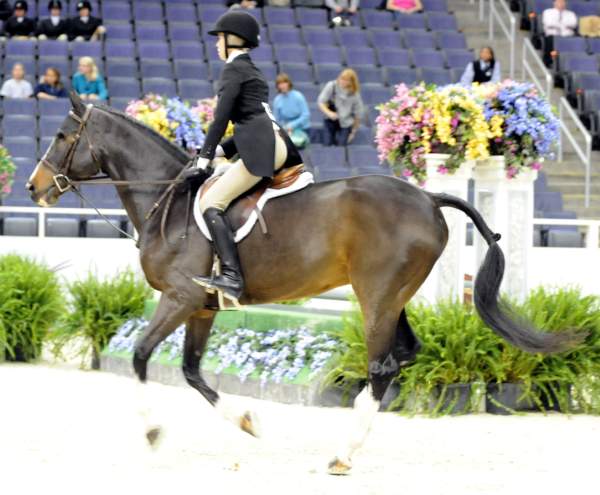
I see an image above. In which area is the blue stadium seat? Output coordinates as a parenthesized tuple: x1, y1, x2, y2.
(178, 80, 214, 100)
(39, 99, 70, 117)
(274, 46, 309, 65)
(172, 42, 203, 61)
(427, 12, 459, 31)
(39, 117, 63, 139)
(4, 137, 37, 160)
(345, 47, 378, 67)
(437, 32, 468, 50)
(302, 27, 338, 47)
(140, 61, 174, 79)
(38, 40, 69, 58)
(269, 26, 303, 46)
(142, 78, 178, 98)
(412, 50, 446, 69)
(377, 48, 411, 68)
(133, 3, 163, 22)
(402, 30, 437, 50)
(314, 64, 344, 84)
(354, 66, 385, 85)
(168, 25, 201, 43)
(295, 7, 328, 27)
(422, 0, 449, 12)
(3, 99, 37, 116)
(106, 60, 139, 79)
(250, 44, 275, 63)
(335, 27, 372, 48)
(361, 84, 393, 106)
(263, 7, 296, 26)
(370, 30, 404, 49)
(105, 24, 134, 40)
(419, 67, 453, 85)
(2, 115, 36, 139)
(174, 61, 210, 81)
(71, 41, 102, 60)
(165, 4, 198, 23)
(278, 63, 315, 84)
(360, 10, 396, 30)
(395, 13, 427, 30)
(102, 3, 131, 22)
(310, 46, 344, 65)
(136, 24, 167, 42)
(108, 78, 141, 99)
(105, 41, 136, 59)
(445, 49, 474, 69)
(385, 67, 419, 86)
(5, 40, 36, 57)
(138, 42, 170, 60)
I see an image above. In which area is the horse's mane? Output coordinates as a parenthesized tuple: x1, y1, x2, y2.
(95, 104, 192, 165)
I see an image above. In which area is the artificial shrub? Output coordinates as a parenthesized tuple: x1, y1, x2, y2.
(0, 254, 64, 362)
(51, 270, 151, 369)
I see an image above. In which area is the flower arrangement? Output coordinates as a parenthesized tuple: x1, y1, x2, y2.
(191, 97, 234, 138)
(0, 146, 16, 200)
(474, 80, 559, 178)
(126, 94, 205, 150)
(108, 319, 338, 386)
(376, 81, 558, 184)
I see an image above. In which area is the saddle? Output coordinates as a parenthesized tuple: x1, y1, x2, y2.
(199, 164, 305, 232)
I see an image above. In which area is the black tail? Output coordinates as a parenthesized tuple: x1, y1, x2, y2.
(431, 192, 586, 354)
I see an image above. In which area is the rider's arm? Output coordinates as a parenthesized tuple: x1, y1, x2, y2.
(198, 64, 242, 160)
(220, 137, 238, 159)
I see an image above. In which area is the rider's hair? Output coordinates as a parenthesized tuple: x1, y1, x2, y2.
(275, 73, 293, 92)
(338, 69, 360, 95)
(225, 33, 249, 51)
(79, 56, 99, 81)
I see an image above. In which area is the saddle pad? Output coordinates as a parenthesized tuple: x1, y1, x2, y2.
(194, 171, 314, 243)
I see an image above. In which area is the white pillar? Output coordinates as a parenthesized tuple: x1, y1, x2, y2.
(472, 156, 537, 301)
(417, 154, 473, 304)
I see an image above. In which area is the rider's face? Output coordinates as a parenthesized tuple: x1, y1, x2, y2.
(216, 34, 227, 62)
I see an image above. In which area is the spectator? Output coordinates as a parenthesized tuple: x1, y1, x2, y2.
(68, 1, 105, 41)
(37, 1, 68, 41)
(4, 1, 35, 39)
(273, 73, 310, 149)
(72, 57, 108, 101)
(460, 47, 501, 85)
(35, 67, 68, 100)
(326, 0, 359, 27)
(0, 0, 12, 21)
(542, 0, 577, 66)
(318, 69, 364, 147)
(0, 63, 33, 98)
(226, 1, 264, 8)
(385, 0, 423, 13)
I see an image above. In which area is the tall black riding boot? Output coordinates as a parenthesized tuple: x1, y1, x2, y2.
(192, 207, 244, 303)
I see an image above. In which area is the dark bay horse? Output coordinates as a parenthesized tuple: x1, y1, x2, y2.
(27, 94, 583, 474)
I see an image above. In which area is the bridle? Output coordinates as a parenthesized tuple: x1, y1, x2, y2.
(37, 104, 196, 242)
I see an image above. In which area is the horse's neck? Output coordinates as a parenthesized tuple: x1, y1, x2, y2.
(96, 112, 188, 233)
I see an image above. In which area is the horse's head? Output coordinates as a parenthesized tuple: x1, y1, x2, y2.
(27, 92, 102, 206)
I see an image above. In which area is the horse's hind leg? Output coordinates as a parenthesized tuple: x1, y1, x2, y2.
(133, 293, 193, 446)
(395, 309, 421, 367)
(183, 312, 260, 437)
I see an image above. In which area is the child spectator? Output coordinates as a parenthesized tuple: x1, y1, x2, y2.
(72, 57, 108, 101)
(37, 1, 68, 41)
(326, 0, 359, 27)
(4, 1, 35, 39)
(273, 73, 310, 149)
(35, 67, 68, 99)
(68, 1, 105, 41)
(1, 63, 33, 98)
(318, 69, 364, 147)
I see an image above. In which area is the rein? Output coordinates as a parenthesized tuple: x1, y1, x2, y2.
(39, 105, 192, 243)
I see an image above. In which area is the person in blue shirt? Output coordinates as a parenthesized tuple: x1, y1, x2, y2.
(273, 73, 310, 148)
(34, 67, 68, 99)
(71, 56, 108, 101)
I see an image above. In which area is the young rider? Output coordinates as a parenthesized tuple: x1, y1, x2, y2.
(185, 10, 303, 305)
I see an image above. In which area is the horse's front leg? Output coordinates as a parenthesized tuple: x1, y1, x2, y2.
(133, 292, 194, 446)
(183, 313, 261, 437)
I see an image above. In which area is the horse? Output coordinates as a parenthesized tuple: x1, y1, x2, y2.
(26, 93, 584, 475)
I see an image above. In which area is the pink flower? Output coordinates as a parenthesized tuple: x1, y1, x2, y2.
(530, 161, 542, 170)
(506, 166, 518, 179)
(437, 165, 448, 174)
(402, 169, 413, 177)
(0, 172, 8, 181)
(2, 184, 11, 194)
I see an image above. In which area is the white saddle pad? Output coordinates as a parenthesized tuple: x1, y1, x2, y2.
(193, 171, 315, 243)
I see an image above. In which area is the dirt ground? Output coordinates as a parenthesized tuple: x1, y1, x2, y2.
(0, 363, 598, 495)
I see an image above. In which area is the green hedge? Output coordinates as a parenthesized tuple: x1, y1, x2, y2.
(0, 254, 64, 362)
(324, 288, 600, 415)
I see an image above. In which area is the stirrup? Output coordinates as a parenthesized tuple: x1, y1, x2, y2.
(194, 256, 243, 310)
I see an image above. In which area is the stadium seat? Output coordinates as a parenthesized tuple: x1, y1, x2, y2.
(39, 99, 70, 117)
(2, 116, 36, 139)
(310, 46, 344, 65)
(174, 61, 210, 81)
(3, 98, 37, 116)
(108, 78, 141, 99)
(396, 13, 427, 30)
(71, 41, 102, 60)
(106, 60, 139, 79)
(38, 41, 69, 58)
(412, 50, 447, 69)
(263, 7, 296, 26)
(278, 63, 315, 84)
(140, 61, 174, 79)
(178, 80, 214, 99)
(419, 67, 453, 85)
(142, 78, 178, 98)
(377, 48, 411, 68)
(295, 7, 328, 27)
(165, 4, 198, 23)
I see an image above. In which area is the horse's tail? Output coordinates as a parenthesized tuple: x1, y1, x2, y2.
(430, 192, 586, 354)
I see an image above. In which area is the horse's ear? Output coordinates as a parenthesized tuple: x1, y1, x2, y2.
(69, 91, 86, 116)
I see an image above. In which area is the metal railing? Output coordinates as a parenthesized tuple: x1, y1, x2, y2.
(468, 0, 486, 21)
(0, 205, 129, 238)
(558, 97, 593, 208)
(532, 218, 600, 248)
(489, 0, 516, 78)
(522, 38, 553, 98)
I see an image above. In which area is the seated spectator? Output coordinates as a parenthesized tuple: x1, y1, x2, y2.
(273, 73, 310, 149)
(542, 0, 577, 66)
(326, 0, 359, 27)
(4, 1, 35, 39)
(1, 63, 33, 98)
(72, 57, 108, 101)
(68, 1, 105, 42)
(385, 0, 423, 14)
(318, 69, 364, 147)
(226, 0, 264, 7)
(37, 1, 68, 41)
(35, 67, 68, 100)
(460, 47, 501, 85)
(0, 0, 12, 21)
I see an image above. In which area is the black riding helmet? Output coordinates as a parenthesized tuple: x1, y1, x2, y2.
(208, 10, 260, 49)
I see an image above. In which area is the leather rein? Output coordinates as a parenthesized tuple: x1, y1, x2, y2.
(39, 104, 192, 242)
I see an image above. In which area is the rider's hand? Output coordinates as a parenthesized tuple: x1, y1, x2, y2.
(329, 111, 339, 121)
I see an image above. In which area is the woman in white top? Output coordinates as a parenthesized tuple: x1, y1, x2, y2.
(0, 63, 33, 98)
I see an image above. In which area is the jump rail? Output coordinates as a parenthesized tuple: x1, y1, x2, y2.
(489, 0, 516, 78)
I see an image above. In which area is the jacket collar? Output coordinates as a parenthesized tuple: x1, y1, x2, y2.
(226, 51, 249, 64)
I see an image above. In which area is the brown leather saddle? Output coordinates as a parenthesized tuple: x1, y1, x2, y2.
(199, 163, 305, 233)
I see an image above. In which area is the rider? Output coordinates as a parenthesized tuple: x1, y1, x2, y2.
(186, 10, 303, 304)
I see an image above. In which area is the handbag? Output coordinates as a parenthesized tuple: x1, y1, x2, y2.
(326, 83, 337, 113)
(290, 128, 309, 149)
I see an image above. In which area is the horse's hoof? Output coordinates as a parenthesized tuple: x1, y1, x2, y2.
(145, 426, 163, 448)
(239, 410, 261, 438)
(327, 456, 352, 476)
